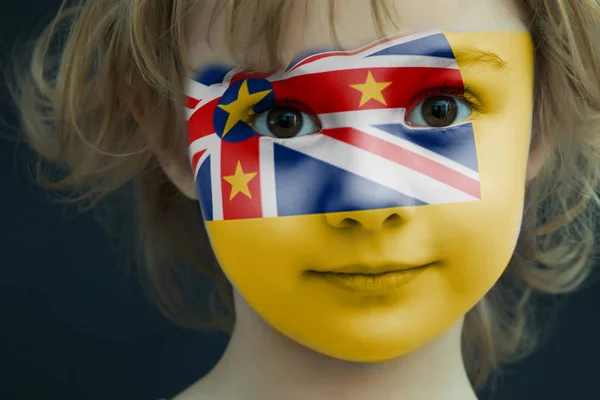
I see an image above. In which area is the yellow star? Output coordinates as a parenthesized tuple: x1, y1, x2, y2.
(223, 161, 257, 201)
(218, 80, 272, 137)
(349, 71, 393, 108)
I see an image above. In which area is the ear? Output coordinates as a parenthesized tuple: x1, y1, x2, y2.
(131, 95, 198, 200)
(159, 157, 199, 200)
(526, 132, 547, 181)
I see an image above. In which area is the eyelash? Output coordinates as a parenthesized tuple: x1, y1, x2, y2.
(243, 99, 314, 125)
(413, 84, 483, 116)
(406, 85, 483, 139)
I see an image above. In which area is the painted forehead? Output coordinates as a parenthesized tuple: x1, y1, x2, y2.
(189, 31, 508, 87)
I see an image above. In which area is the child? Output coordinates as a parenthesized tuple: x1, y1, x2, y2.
(12, 0, 600, 399)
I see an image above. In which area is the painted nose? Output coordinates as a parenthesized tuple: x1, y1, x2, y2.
(325, 206, 415, 231)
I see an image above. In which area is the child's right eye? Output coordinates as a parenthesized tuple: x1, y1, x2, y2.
(252, 107, 322, 139)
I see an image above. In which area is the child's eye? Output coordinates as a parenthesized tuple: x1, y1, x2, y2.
(252, 107, 321, 139)
(405, 95, 473, 128)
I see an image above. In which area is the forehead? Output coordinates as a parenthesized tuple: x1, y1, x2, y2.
(185, 0, 527, 72)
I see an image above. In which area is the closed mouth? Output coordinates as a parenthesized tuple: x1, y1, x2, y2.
(307, 262, 436, 276)
(304, 263, 435, 294)
(311, 268, 424, 278)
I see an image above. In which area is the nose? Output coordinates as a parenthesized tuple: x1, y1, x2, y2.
(325, 207, 415, 231)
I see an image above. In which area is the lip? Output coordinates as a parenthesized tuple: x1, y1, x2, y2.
(306, 263, 434, 295)
(319, 262, 431, 275)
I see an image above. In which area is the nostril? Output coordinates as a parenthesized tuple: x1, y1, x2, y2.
(338, 218, 361, 229)
(384, 213, 402, 226)
(325, 210, 411, 230)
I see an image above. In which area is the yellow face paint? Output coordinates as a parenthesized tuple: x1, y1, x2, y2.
(186, 31, 534, 361)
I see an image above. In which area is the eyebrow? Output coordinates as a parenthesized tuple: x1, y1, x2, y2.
(452, 48, 508, 70)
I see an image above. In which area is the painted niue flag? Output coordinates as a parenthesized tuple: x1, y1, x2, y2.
(186, 31, 481, 221)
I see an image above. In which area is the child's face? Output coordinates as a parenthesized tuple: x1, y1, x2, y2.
(183, 0, 533, 362)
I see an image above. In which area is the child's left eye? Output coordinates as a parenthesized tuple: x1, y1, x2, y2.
(252, 107, 321, 139)
(405, 95, 473, 128)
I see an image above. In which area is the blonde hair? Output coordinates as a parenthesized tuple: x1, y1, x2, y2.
(10, 0, 600, 391)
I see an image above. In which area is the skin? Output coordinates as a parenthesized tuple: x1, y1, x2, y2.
(150, 0, 545, 399)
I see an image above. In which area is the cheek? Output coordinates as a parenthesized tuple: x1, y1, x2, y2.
(430, 115, 531, 297)
(432, 197, 524, 295)
(205, 216, 324, 293)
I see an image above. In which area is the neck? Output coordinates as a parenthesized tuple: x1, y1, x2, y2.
(204, 294, 477, 400)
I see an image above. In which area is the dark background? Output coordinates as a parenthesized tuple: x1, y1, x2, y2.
(0, 2, 598, 399)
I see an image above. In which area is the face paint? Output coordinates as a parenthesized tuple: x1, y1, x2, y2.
(185, 31, 534, 362)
